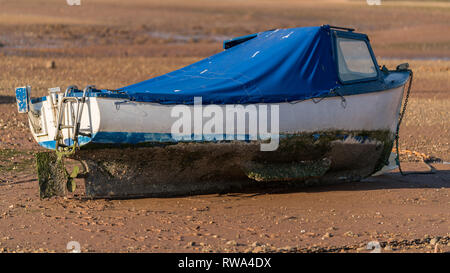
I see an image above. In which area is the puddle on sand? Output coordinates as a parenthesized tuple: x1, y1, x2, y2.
(146, 31, 230, 43)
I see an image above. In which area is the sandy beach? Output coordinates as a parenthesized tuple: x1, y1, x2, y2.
(0, 0, 448, 253)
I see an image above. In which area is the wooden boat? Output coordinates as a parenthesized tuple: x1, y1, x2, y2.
(15, 25, 412, 198)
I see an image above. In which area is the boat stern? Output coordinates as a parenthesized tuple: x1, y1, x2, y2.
(15, 86, 50, 145)
(15, 86, 94, 150)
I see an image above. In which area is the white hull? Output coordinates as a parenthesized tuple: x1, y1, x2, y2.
(29, 86, 404, 149)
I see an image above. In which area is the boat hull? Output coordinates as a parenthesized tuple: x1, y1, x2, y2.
(30, 85, 404, 197)
(75, 130, 392, 197)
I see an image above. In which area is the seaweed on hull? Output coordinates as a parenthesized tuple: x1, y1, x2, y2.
(35, 130, 393, 199)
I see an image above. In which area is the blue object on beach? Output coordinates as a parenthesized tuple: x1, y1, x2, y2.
(112, 25, 409, 105)
(15, 86, 29, 113)
(119, 26, 341, 104)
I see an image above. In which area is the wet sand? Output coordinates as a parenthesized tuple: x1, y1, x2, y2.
(0, 162, 449, 253)
(0, 0, 449, 253)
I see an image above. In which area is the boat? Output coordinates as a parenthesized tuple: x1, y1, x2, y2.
(15, 25, 412, 198)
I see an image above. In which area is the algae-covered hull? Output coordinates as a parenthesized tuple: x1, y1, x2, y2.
(36, 130, 393, 198)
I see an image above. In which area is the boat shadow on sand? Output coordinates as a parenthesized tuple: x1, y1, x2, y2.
(237, 169, 450, 197)
(77, 169, 450, 200)
(69, 167, 449, 200)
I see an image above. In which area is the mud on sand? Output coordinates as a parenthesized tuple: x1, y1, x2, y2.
(0, 0, 449, 253)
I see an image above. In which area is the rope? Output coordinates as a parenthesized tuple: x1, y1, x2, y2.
(395, 149, 438, 174)
(310, 86, 346, 107)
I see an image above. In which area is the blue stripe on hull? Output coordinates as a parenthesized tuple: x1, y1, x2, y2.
(91, 132, 261, 144)
(38, 132, 266, 150)
(37, 131, 376, 150)
(38, 136, 92, 150)
(92, 132, 176, 144)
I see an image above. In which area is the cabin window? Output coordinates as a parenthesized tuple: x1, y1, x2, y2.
(336, 37, 377, 82)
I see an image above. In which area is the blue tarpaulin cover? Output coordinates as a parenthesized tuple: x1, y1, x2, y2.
(118, 25, 340, 104)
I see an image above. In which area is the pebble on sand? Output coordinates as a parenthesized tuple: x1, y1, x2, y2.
(429, 238, 438, 245)
(46, 60, 56, 69)
(226, 240, 238, 246)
